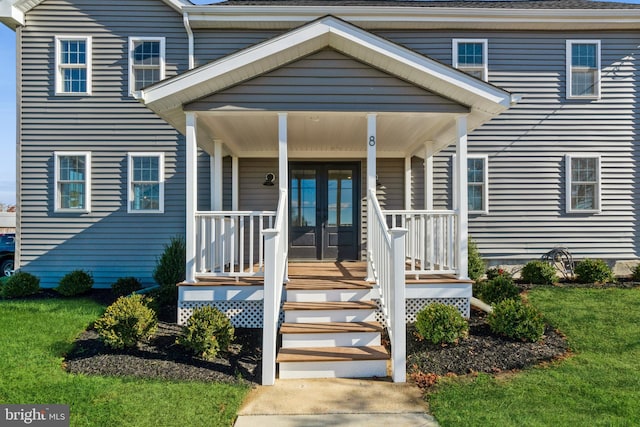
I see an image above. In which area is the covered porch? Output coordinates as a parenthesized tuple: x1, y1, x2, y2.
(141, 16, 513, 385)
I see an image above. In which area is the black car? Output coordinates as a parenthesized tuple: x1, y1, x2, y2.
(0, 233, 15, 276)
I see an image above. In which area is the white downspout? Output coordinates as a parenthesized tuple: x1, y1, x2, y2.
(183, 12, 194, 70)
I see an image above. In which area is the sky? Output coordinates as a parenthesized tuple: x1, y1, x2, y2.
(0, 0, 638, 207)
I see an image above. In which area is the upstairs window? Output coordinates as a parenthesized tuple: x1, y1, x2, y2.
(566, 155, 601, 213)
(468, 156, 489, 214)
(55, 152, 91, 212)
(129, 37, 165, 96)
(567, 40, 601, 99)
(128, 153, 164, 213)
(55, 36, 92, 95)
(453, 39, 488, 81)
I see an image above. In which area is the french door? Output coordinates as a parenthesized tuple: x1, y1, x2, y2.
(289, 162, 360, 260)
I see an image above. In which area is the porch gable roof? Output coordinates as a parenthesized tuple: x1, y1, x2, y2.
(141, 15, 514, 142)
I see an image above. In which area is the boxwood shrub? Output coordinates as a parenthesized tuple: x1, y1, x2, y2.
(414, 303, 468, 345)
(475, 274, 520, 305)
(487, 299, 545, 342)
(1, 271, 40, 299)
(521, 260, 557, 285)
(574, 258, 614, 284)
(177, 306, 235, 360)
(56, 270, 94, 296)
(94, 294, 157, 349)
(111, 277, 143, 297)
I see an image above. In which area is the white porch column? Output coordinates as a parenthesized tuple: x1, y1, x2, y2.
(278, 113, 288, 280)
(232, 156, 239, 210)
(366, 113, 377, 281)
(424, 144, 434, 210)
(404, 156, 411, 210)
(185, 112, 198, 283)
(212, 140, 223, 211)
(455, 116, 469, 279)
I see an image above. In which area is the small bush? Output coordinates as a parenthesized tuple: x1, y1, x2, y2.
(111, 277, 143, 297)
(486, 267, 512, 281)
(177, 306, 235, 360)
(632, 264, 640, 282)
(414, 303, 468, 345)
(1, 271, 40, 299)
(94, 294, 157, 349)
(475, 274, 520, 305)
(468, 237, 486, 282)
(56, 270, 93, 296)
(487, 299, 545, 342)
(153, 236, 186, 306)
(575, 258, 614, 284)
(521, 260, 557, 285)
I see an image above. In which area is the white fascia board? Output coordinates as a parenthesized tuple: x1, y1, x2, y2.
(12, 0, 187, 14)
(183, 5, 640, 31)
(325, 18, 510, 112)
(0, 1, 24, 28)
(143, 16, 510, 117)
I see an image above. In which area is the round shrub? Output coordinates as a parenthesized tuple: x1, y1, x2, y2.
(111, 277, 143, 297)
(94, 294, 157, 350)
(476, 274, 520, 305)
(468, 237, 486, 282)
(414, 303, 468, 345)
(574, 258, 614, 284)
(487, 299, 545, 342)
(177, 306, 235, 360)
(521, 260, 557, 285)
(1, 271, 40, 299)
(56, 270, 93, 296)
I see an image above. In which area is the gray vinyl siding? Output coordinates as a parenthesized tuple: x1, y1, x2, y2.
(186, 49, 468, 113)
(193, 29, 283, 66)
(19, 0, 189, 287)
(377, 30, 638, 261)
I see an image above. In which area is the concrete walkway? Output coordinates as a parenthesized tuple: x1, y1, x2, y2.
(234, 378, 439, 427)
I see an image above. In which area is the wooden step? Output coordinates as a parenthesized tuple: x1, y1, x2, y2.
(280, 321, 383, 334)
(286, 278, 373, 291)
(283, 301, 378, 311)
(277, 345, 389, 363)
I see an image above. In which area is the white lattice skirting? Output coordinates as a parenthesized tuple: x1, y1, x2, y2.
(374, 297, 470, 324)
(178, 300, 286, 328)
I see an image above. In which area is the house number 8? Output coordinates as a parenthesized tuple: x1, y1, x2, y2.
(369, 136, 376, 146)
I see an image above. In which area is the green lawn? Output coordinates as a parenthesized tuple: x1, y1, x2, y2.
(429, 287, 640, 427)
(0, 298, 249, 427)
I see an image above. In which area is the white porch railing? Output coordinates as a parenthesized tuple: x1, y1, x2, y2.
(384, 210, 458, 278)
(262, 189, 288, 386)
(195, 210, 276, 277)
(368, 189, 407, 383)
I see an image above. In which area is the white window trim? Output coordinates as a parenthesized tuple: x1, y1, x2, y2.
(54, 35, 92, 96)
(566, 40, 601, 100)
(54, 151, 91, 213)
(468, 155, 489, 215)
(128, 37, 166, 98)
(565, 154, 601, 214)
(452, 38, 488, 81)
(127, 152, 165, 214)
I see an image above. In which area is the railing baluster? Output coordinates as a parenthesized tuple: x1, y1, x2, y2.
(239, 215, 245, 274)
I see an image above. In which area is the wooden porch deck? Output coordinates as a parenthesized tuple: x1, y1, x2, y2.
(180, 261, 471, 287)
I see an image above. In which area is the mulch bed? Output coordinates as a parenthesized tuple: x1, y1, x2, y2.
(64, 323, 262, 385)
(407, 309, 569, 378)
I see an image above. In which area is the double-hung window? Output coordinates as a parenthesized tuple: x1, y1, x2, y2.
(453, 39, 488, 81)
(566, 155, 600, 213)
(468, 156, 489, 214)
(567, 40, 601, 99)
(128, 153, 164, 213)
(55, 36, 92, 95)
(128, 37, 165, 96)
(55, 152, 91, 212)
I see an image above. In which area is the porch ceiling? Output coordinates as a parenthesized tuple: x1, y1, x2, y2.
(196, 110, 459, 158)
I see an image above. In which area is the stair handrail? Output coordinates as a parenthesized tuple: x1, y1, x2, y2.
(368, 189, 407, 382)
(261, 188, 288, 386)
